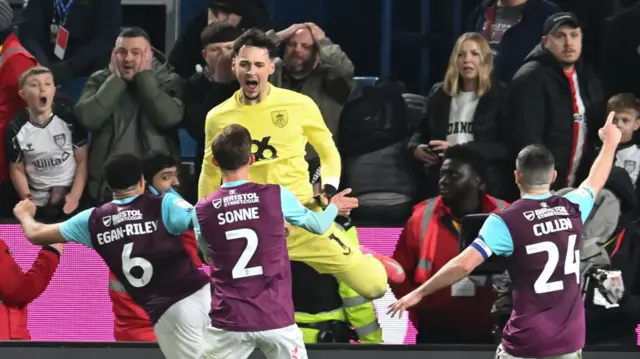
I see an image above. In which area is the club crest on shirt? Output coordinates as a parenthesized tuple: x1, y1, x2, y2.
(271, 110, 288, 128)
(523, 211, 535, 221)
(624, 160, 636, 173)
(53, 134, 66, 147)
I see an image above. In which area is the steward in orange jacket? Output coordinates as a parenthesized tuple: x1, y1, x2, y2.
(110, 154, 204, 341)
(0, 240, 60, 340)
(390, 144, 509, 343)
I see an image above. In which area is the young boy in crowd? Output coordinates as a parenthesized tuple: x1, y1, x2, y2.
(4, 67, 88, 222)
(606, 93, 640, 204)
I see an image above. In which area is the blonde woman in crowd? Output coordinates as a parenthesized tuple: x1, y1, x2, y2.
(408, 32, 509, 199)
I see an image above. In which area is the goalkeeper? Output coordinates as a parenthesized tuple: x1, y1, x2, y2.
(198, 28, 403, 299)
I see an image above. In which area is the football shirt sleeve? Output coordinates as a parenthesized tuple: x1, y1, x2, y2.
(471, 214, 514, 258)
(161, 192, 195, 236)
(192, 211, 210, 259)
(300, 97, 341, 189)
(59, 208, 95, 248)
(562, 186, 596, 223)
(198, 110, 223, 200)
(279, 185, 337, 234)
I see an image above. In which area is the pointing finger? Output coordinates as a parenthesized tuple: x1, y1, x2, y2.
(605, 111, 615, 126)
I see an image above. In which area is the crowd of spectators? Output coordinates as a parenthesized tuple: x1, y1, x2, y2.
(1, 0, 640, 347)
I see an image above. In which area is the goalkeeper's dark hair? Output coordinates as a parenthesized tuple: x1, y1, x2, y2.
(443, 144, 488, 183)
(104, 153, 143, 191)
(233, 27, 278, 58)
(212, 124, 252, 171)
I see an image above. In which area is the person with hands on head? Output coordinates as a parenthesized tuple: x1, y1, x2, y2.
(75, 27, 184, 206)
(388, 112, 621, 359)
(0, 237, 62, 340)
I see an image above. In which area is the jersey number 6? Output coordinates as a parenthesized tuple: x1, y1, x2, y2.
(526, 234, 580, 294)
(226, 228, 264, 279)
(122, 242, 154, 288)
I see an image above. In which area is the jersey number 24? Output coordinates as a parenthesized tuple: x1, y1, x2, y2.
(526, 234, 580, 294)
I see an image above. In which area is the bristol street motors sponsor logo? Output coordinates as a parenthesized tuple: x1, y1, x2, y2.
(523, 202, 569, 221)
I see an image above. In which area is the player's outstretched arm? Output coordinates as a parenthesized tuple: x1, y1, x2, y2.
(279, 186, 357, 234)
(387, 214, 513, 318)
(13, 200, 94, 247)
(580, 111, 622, 197)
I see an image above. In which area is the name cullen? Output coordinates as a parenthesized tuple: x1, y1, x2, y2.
(533, 218, 573, 237)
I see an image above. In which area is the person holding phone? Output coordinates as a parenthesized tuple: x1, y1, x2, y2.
(408, 32, 508, 199)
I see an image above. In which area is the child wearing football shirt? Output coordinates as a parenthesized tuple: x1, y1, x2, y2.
(4, 66, 88, 221)
(606, 94, 640, 186)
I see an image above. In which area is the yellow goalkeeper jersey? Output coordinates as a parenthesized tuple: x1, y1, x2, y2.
(198, 85, 341, 203)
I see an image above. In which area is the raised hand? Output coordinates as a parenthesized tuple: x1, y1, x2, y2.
(329, 188, 359, 216)
(598, 111, 622, 146)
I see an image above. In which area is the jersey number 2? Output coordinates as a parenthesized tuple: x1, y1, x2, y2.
(122, 242, 154, 288)
(226, 228, 264, 279)
(525, 234, 580, 294)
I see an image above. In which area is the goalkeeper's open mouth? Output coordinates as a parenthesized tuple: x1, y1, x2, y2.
(245, 80, 259, 92)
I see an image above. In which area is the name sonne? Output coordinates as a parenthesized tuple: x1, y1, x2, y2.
(97, 221, 158, 245)
(533, 218, 573, 236)
(217, 207, 259, 225)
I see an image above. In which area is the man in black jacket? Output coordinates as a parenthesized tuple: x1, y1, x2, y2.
(504, 12, 604, 196)
(182, 23, 241, 182)
(168, 0, 271, 79)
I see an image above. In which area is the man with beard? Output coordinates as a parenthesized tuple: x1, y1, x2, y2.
(266, 23, 354, 175)
(183, 23, 242, 179)
(504, 12, 604, 198)
(390, 144, 509, 343)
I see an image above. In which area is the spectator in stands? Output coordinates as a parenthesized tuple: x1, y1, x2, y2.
(467, 0, 560, 85)
(183, 23, 242, 179)
(110, 153, 202, 342)
(390, 144, 508, 344)
(266, 22, 354, 176)
(169, 0, 272, 79)
(504, 12, 604, 197)
(0, 0, 39, 218)
(0, 240, 62, 340)
(408, 32, 508, 199)
(5, 67, 88, 222)
(75, 27, 183, 206)
(18, 0, 121, 100)
(603, 94, 640, 203)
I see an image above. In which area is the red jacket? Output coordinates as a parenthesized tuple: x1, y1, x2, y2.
(110, 230, 204, 341)
(390, 194, 508, 342)
(0, 33, 38, 182)
(0, 240, 60, 340)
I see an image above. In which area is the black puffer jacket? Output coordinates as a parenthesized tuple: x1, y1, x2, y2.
(504, 45, 605, 193)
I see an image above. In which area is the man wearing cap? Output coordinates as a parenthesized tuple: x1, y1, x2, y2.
(0, 0, 39, 217)
(183, 23, 242, 181)
(503, 12, 604, 199)
(168, 0, 272, 79)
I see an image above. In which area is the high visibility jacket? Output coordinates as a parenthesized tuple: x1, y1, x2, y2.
(0, 240, 60, 340)
(293, 225, 382, 343)
(0, 33, 38, 182)
(109, 230, 203, 341)
(390, 194, 508, 342)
